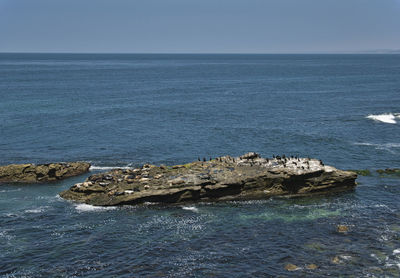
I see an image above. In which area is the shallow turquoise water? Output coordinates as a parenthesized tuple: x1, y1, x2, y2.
(1, 54, 400, 277)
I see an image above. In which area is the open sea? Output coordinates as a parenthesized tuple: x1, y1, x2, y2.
(1, 54, 400, 277)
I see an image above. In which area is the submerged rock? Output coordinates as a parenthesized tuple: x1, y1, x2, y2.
(376, 168, 400, 176)
(337, 224, 349, 233)
(331, 256, 341, 264)
(306, 264, 318, 270)
(285, 263, 300, 271)
(60, 153, 357, 206)
(0, 162, 91, 183)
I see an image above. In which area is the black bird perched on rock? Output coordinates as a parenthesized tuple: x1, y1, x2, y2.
(198, 157, 201, 161)
(273, 155, 275, 158)
(209, 157, 212, 161)
(203, 157, 206, 162)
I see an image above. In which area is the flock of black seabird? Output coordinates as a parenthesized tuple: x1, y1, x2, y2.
(195, 153, 325, 171)
(198, 157, 214, 162)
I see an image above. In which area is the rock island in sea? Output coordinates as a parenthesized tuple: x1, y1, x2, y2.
(0, 162, 91, 183)
(60, 153, 357, 206)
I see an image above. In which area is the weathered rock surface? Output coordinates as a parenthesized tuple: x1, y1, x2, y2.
(0, 162, 91, 183)
(60, 153, 357, 206)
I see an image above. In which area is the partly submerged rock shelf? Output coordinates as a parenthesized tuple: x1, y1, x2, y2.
(60, 153, 357, 206)
(376, 168, 400, 176)
(0, 162, 91, 183)
(347, 168, 400, 177)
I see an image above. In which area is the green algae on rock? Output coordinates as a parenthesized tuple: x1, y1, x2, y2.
(60, 152, 357, 206)
(376, 168, 400, 177)
(0, 162, 91, 183)
(347, 169, 372, 176)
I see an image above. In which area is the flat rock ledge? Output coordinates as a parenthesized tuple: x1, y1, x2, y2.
(60, 153, 357, 206)
(0, 162, 91, 183)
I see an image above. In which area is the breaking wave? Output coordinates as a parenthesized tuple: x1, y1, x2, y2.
(366, 113, 400, 124)
(89, 165, 134, 171)
(182, 206, 199, 213)
(74, 203, 117, 212)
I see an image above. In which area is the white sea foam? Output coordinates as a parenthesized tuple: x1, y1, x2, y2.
(385, 262, 400, 270)
(182, 206, 199, 213)
(75, 203, 117, 212)
(366, 113, 400, 124)
(383, 247, 400, 271)
(4, 213, 20, 218)
(340, 255, 353, 261)
(25, 207, 47, 214)
(355, 142, 400, 148)
(0, 230, 15, 240)
(143, 202, 157, 205)
(354, 142, 400, 154)
(90, 165, 134, 171)
(0, 188, 22, 193)
(370, 253, 387, 264)
(354, 142, 375, 146)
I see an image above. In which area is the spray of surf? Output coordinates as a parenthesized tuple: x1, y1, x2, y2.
(366, 113, 400, 124)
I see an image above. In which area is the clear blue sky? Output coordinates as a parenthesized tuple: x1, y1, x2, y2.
(0, 0, 399, 53)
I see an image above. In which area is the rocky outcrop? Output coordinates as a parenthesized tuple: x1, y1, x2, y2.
(60, 153, 357, 206)
(0, 162, 91, 183)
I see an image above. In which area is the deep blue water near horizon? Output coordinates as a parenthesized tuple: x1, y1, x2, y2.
(1, 54, 400, 277)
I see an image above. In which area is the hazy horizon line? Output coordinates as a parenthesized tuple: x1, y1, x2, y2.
(1, 50, 400, 55)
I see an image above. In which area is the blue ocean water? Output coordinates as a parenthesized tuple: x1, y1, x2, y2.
(1, 54, 400, 277)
